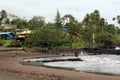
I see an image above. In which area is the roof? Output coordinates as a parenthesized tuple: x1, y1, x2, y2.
(19, 29, 32, 35)
(17, 35, 25, 38)
(0, 32, 13, 35)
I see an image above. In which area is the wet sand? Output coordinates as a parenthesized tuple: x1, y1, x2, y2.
(0, 51, 120, 80)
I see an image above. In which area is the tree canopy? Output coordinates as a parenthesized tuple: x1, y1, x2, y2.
(1, 9, 120, 49)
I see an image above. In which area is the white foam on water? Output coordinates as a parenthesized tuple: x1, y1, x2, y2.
(24, 56, 77, 62)
(24, 55, 120, 75)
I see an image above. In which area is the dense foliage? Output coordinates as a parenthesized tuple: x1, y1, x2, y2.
(1, 9, 120, 49)
(28, 26, 65, 49)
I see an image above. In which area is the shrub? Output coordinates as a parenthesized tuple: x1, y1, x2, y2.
(0, 39, 3, 46)
(7, 40, 22, 47)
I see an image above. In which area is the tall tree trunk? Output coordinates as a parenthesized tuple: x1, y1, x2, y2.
(69, 35, 73, 50)
(92, 25, 96, 48)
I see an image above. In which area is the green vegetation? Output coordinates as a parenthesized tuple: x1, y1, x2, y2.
(28, 26, 65, 49)
(0, 39, 3, 46)
(3, 40, 13, 47)
(1, 9, 120, 50)
(113, 35, 120, 45)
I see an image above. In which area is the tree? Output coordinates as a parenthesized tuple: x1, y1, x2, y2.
(0, 10, 10, 24)
(82, 10, 106, 48)
(114, 34, 120, 45)
(97, 18, 105, 32)
(54, 10, 62, 28)
(82, 14, 92, 46)
(62, 14, 81, 49)
(95, 32, 114, 46)
(28, 16, 45, 29)
(112, 15, 120, 35)
(0, 10, 7, 19)
(104, 24, 115, 34)
(11, 18, 28, 29)
(28, 26, 64, 50)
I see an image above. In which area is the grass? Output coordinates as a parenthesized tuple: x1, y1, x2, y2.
(3, 40, 13, 47)
(73, 40, 87, 48)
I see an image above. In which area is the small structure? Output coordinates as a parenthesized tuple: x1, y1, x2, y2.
(0, 32, 15, 40)
(16, 29, 32, 42)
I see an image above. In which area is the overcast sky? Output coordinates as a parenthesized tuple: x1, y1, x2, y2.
(0, 0, 120, 24)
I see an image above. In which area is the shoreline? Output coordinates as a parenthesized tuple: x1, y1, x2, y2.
(22, 54, 120, 77)
(0, 51, 120, 80)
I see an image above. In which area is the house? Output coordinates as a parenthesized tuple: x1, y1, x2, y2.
(16, 29, 32, 42)
(0, 32, 15, 40)
(19, 29, 32, 35)
(0, 24, 17, 30)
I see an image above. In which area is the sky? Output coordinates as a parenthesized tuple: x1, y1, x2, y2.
(0, 0, 120, 24)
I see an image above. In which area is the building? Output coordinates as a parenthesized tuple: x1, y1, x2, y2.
(0, 32, 15, 40)
(16, 29, 32, 42)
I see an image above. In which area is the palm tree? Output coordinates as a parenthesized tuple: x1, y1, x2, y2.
(62, 14, 81, 49)
(82, 10, 101, 48)
(112, 15, 120, 35)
